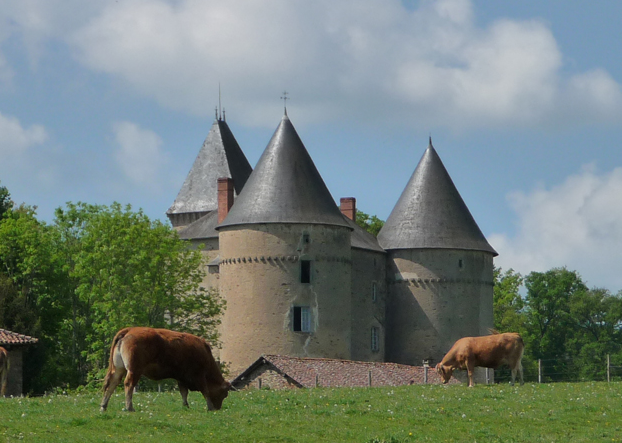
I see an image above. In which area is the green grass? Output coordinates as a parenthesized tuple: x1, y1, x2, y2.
(1, 382, 622, 442)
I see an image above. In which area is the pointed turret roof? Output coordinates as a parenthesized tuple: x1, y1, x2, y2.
(377, 140, 497, 255)
(167, 119, 252, 215)
(217, 115, 350, 229)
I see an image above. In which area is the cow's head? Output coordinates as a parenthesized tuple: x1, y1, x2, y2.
(207, 381, 233, 411)
(435, 363, 453, 384)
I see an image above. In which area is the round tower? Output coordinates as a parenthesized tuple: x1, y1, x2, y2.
(378, 140, 497, 368)
(216, 115, 353, 375)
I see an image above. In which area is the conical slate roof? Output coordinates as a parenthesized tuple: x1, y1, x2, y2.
(377, 140, 497, 255)
(218, 115, 350, 229)
(167, 119, 252, 215)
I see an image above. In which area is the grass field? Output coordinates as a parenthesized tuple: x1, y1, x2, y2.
(1, 382, 621, 442)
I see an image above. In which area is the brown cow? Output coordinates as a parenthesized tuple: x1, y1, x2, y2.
(100, 327, 231, 412)
(0, 346, 8, 397)
(435, 332, 524, 387)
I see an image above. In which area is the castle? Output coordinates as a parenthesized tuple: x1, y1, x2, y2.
(167, 110, 497, 375)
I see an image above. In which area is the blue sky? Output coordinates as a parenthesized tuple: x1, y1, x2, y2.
(1, 0, 622, 291)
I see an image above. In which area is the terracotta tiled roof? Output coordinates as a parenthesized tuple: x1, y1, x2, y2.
(0, 329, 38, 346)
(232, 355, 458, 389)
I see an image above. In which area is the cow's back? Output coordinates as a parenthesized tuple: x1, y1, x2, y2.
(119, 327, 222, 389)
(465, 333, 523, 368)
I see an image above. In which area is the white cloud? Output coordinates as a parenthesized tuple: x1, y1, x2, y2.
(490, 164, 622, 291)
(0, 111, 47, 154)
(1, 0, 621, 129)
(60, 0, 621, 128)
(112, 121, 168, 189)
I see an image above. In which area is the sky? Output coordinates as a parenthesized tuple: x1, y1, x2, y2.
(1, 0, 621, 291)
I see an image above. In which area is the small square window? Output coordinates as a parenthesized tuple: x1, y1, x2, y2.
(301, 260, 311, 283)
(293, 306, 311, 332)
(371, 327, 380, 352)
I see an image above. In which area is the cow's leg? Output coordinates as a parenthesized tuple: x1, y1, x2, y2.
(518, 362, 524, 386)
(467, 361, 475, 387)
(123, 371, 141, 412)
(510, 367, 516, 386)
(178, 382, 190, 408)
(0, 373, 6, 397)
(100, 367, 126, 412)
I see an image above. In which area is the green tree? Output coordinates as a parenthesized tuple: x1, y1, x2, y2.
(0, 181, 13, 220)
(493, 267, 526, 334)
(523, 268, 588, 381)
(356, 210, 384, 237)
(54, 202, 223, 382)
(0, 205, 68, 392)
(566, 288, 622, 380)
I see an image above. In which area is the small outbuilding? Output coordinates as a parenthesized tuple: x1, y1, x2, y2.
(231, 354, 457, 390)
(0, 329, 38, 396)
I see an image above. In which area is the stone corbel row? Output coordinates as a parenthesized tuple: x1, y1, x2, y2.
(391, 277, 495, 286)
(220, 255, 352, 265)
(221, 256, 300, 265)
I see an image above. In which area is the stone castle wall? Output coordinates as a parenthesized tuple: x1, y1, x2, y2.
(218, 223, 352, 375)
(350, 248, 387, 362)
(385, 249, 494, 366)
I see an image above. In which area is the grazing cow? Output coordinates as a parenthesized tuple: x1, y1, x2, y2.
(435, 332, 524, 387)
(0, 346, 8, 396)
(100, 327, 231, 412)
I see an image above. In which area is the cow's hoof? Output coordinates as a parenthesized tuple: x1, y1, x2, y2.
(100, 406, 107, 412)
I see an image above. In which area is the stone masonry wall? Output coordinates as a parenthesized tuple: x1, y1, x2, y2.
(350, 248, 386, 362)
(385, 249, 494, 367)
(218, 223, 352, 375)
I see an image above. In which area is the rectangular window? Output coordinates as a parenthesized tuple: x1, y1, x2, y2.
(372, 282, 377, 302)
(300, 260, 311, 283)
(371, 327, 380, 352)
(293, 306, 311, 332)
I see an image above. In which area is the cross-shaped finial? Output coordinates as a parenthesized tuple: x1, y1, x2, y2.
(281, 91, 289, 115)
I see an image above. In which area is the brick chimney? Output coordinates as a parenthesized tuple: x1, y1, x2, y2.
(218, 178, 235, 223)
(340, 197, 356, 221)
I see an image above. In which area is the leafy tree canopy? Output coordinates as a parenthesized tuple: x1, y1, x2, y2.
(0, 181, 13, 220)
(355, 210, 384, 237)
(0, 201, 223, 392)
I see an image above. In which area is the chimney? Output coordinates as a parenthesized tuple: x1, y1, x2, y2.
(340, 197, 356, 221)
(218, 178, 234, 223)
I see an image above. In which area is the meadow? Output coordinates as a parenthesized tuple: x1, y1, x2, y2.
(1, 382, 621, 442)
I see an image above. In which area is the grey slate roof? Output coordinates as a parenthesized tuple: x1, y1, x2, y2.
(343, 215, 386, 253)
(167, 119, 252, 215)
(377, 140, 497, 255)
(178, 210, 219, 240)
(217, 115, 351, 229)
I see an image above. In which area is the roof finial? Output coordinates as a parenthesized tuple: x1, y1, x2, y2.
(223, 108, 226, 122)
(429, 133, 433, 147)
(281, 90, 289, 116)
(218, 83, 222, 120)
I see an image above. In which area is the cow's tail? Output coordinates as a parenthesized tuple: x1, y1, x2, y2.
(103, 328, 130, 390)
(517, 334, 525, 358)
